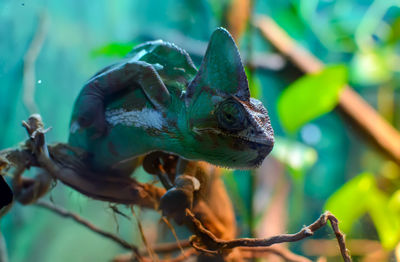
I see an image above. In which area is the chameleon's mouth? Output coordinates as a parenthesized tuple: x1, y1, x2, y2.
(193, 127, 274, 147)
(236, 137, 274, 167)
(191, 127, 273, 168)
(252, 142, 274, 167)
(231, 134, 274, 147)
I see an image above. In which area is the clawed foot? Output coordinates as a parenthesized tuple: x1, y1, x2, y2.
(159, 175, 200, 224)
(143, 152, 201, 222)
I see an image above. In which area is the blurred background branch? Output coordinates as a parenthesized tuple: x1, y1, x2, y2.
(255, 15, 400, 165)
(22, 12, 48, 115)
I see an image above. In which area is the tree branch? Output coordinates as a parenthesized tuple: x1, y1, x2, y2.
(187, 209, 351, 262)
(3, 115, 351, 261)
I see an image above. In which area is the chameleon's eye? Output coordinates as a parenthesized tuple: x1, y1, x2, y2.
(216, 99, 246, 131)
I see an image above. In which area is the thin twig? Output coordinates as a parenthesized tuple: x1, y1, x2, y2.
(131, 206, 158, 262)
(35, 200, 142, 260)
(23, 12, 48, 114)
(161, 217, 185, 255)
(187, 209, 351, 262)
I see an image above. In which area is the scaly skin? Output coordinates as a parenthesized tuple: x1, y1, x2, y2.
(68, 28, 274, 174)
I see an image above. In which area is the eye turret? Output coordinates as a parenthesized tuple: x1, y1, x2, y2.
(216, 99, 247, 131)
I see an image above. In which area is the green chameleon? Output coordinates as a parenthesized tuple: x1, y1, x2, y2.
(69, 28, 274, 176)
(68, 28, 274, 214)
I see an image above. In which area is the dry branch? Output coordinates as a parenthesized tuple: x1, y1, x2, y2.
(187, 209, 351, 262)
(255, 15, 400, 164)
(1, 115, 353, 261)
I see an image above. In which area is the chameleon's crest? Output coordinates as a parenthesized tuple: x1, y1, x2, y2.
(182, 28, 274, 168)
(186, 27, 250, 101)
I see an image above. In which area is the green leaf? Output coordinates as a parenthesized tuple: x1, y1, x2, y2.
(91, 42, 136, 58)
(277, 65, 347, 132)
(367, 190, 400, 249)
(324, 172, 374, 232)
(325, 173, 400, 249)
(388, 189, 400, 213)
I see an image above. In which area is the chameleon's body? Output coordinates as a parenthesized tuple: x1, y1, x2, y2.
(69, 28, 274, 176)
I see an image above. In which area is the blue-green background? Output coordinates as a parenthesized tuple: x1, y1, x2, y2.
(1, 0, 400, 261)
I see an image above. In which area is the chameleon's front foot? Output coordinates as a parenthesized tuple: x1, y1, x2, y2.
(143, 152, 201, 222)
(159, 175, 200, 224)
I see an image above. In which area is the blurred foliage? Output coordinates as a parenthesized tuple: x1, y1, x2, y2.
(325, 173, 400, 249)
(271, 137, 318, 181)
(1, 0, 400, 261)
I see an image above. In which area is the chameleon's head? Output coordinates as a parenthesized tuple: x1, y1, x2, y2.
(183, 28, 274, 168)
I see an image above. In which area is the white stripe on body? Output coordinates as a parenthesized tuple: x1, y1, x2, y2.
(105, 108, 165, 130)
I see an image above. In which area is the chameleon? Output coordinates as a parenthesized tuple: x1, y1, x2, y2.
(68, 27, 274, 177)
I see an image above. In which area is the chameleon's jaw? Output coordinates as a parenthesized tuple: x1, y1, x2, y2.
(189, 127, 274, 168)
(246, 140, 274, 167)
(192, 126, 274, 147)
(228, 135, 274, 168)
(229, 132, 274, 147)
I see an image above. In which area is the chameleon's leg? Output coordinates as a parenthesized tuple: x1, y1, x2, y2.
(175, 157, 188, 177)
(174, 158, 201, 196)
(159, 157, 201, 223)
(156, 168, 174, 190)
(142, 151, 174, 189)
(74, 61, 170, 136)
(142, 152, 200, 222)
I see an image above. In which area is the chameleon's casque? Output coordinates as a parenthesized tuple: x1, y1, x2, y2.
(69, 28, 274, 171)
